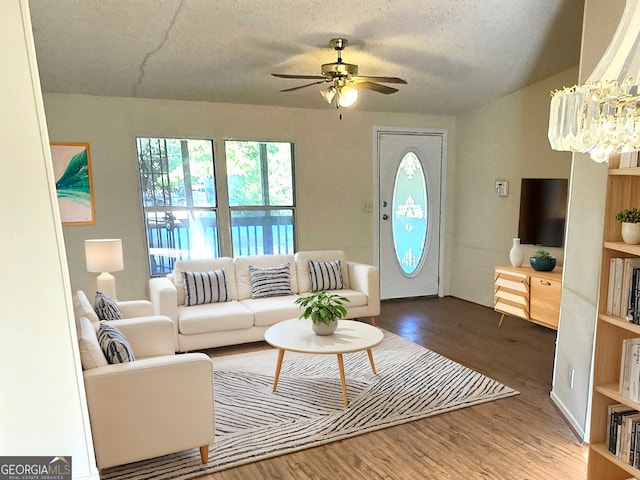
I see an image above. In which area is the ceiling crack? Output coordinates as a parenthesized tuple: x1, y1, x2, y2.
(133, 0, 186, 97)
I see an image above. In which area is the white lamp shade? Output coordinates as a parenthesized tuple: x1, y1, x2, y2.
(85, 239, 124, 273)
(337, 86, 359, 108)
(320, 86, 336, 104)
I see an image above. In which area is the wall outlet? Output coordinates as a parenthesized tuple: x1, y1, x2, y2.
(362, 201, 373, 213)
(569, 368, 576, 389)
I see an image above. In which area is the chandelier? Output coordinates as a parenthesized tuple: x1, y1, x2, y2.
(548, 0, 640, 163)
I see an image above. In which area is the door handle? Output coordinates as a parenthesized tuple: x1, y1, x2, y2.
(382, 214, 389, 220)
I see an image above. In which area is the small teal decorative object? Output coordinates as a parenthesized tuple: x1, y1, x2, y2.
(529, 249, 556, 271)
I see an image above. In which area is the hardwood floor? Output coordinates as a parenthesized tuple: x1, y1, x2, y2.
(201, 296, 588, 479)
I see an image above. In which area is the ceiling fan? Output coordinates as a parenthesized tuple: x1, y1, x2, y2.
(271, 38, 407, 108)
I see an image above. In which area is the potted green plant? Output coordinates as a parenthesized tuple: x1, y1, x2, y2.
(616, 207, 640, 244)
(530, 249, 557, 272)
(294, 291, 350, 336)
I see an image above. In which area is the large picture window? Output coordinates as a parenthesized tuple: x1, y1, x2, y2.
(137, 137, 218, 275)
(225, 140, 296, 256)
(137, 137, 296, 275)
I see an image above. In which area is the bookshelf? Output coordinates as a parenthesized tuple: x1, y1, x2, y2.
(589, 162, 640, 479)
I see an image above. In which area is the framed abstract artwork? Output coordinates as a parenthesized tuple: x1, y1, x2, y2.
(50, 142, 95, 225)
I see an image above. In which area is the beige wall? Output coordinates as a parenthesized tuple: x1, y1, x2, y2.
(451, 68, 576, 306)
(42, 94, 456, 300)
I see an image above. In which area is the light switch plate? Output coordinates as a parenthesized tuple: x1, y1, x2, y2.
(495, 180, 509, 197)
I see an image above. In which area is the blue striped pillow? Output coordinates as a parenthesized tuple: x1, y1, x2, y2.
(309, 259, 344, 291)
(94, 291, 123, 320)
(97, 322, 135, 364)
(248, 263, 293, 298)
(183, 269, 230, 306)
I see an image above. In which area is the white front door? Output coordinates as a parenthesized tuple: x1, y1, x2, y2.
(375, 128, 445, 299)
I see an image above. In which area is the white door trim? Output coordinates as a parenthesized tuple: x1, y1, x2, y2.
(373, 126, 448, 297)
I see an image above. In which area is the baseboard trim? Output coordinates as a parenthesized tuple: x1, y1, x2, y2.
(550, 390, 587, 444)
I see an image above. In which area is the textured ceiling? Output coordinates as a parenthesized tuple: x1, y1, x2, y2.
(28, 0, 585, 115)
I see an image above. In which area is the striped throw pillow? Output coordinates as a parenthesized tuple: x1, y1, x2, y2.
(94, 291, 123, 320)
(182, 269, 230, 306)
(309, 259, 345, 291)
(248, 263, 293, 298)
(97, 322, 135, 364)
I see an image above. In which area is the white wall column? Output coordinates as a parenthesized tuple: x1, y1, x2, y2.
(550, 0, 625, 440)
(0, 1, 98, 477)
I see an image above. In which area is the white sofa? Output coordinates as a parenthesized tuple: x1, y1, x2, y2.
(149, 250, 380, 352)
(72, 290, 215, 472)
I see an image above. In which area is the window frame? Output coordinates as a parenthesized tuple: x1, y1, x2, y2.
(136, 136, 297, 275)
(136, 136, 219, 276)
(224, 139, 297, 257)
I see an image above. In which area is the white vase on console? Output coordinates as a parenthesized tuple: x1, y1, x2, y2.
(509, 238, 524, 267)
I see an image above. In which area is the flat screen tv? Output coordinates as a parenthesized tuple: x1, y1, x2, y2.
(517, 178, 568, 248)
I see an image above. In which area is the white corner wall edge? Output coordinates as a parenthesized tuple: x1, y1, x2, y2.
(550, 391, 587, 441)
(1, 1, 98, 478)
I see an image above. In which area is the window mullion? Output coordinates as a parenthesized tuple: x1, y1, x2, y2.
(259, 142, 270, 206)
(216, 140, 233, 256)
(180, 140, 194, 209)
(160, 139, 170, 206)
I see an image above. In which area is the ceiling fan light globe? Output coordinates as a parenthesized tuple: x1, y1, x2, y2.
(338, 86, 359, 108)
(320, 86, 336, 104)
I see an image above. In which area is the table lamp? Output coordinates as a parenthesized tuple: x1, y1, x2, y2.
(85, 239, 124, 300)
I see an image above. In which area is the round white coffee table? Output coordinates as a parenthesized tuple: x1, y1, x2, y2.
(264, 319, 384, 407)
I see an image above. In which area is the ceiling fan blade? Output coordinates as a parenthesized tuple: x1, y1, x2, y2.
(354, 75, 407, 84)
(272, 73, 327, 80)
(353, 81, 399, 94)
(280, 80, 328, 92)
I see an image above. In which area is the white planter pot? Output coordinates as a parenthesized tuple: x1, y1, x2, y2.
(622, 222, 640, 244)
(312, 319, 338, 336)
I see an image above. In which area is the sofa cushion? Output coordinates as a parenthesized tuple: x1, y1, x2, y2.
(73, 290, 100, 325)
(309, 259, 344, 291)
(183, 269, 230, 306)
(248, 263, 294, 298)
(240, 295, 301, 327)
(235, 254, 298, 299)
(173, 258, 237, 305)
(97, 322, 135, 364)
(295, 251, 349, 292)
(336, 289, 368, 308)
(178, 301, 254, 334)
(94, 291, 123, 320)
(78, 316, 108, 370)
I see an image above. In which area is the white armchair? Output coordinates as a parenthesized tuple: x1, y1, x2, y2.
(73, 291, 214, 472)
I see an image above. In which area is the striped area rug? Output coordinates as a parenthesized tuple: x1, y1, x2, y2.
(102, 330, 518, 480)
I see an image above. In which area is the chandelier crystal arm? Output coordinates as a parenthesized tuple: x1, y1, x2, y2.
(548, 0, 640, 163)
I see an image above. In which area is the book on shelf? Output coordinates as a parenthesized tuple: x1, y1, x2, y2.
(609, 257, 617, 315)
(621, 413, 640, 465)
(607, 404, 640, 457)
(606, 258, 640, 320)
(621, 339, 640, 402)
(633, 268, 640, 324)
(622, 260, 640, 321)
(614, 258, 625, 317)
(620, 151, 639, 168)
